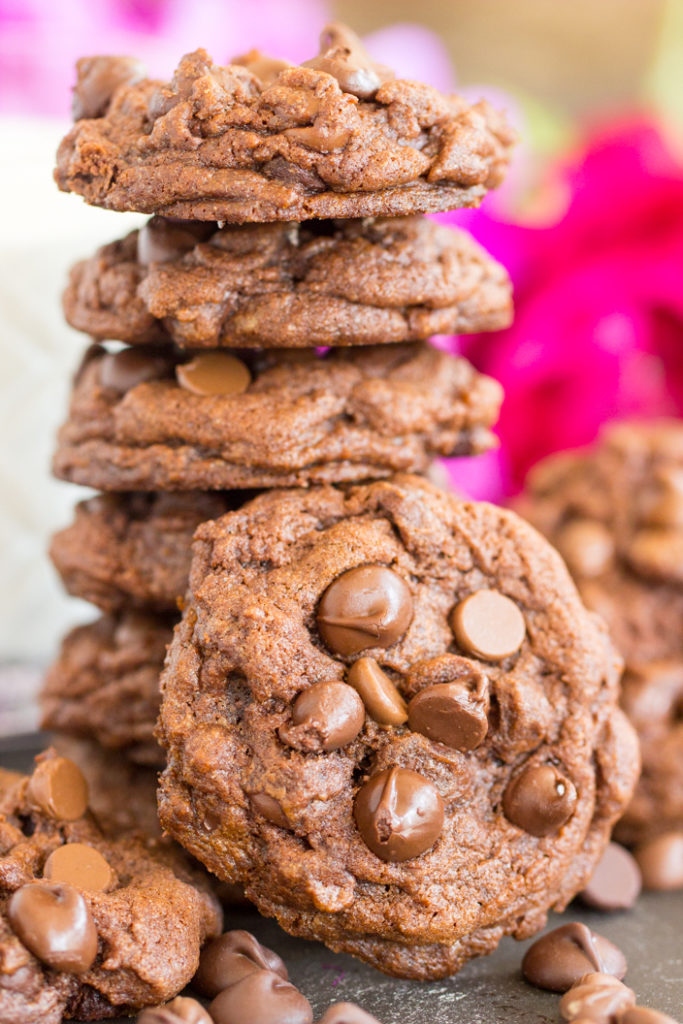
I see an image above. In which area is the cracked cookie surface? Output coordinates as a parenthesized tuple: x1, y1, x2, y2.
(157, 474, 638, 979)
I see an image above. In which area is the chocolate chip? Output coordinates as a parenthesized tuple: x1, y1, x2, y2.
(176, 353, 252, 397)
(208, 969, 313, 1024)
(72, 55, 145, 120)
(318, 1004, 382, 1024)
(559, 972, 635, 1024)
(280, 681, 365, 752)
(503, 764, 577, 837)
(643, 469, 683, 528)
(347, 657, 407, 727)
(137, 216, 214, 265)
(579, 842, 642, 911)
(100, 346, 175, 394)
(251, 793, 290, 829)
(317, 566, 413, 657)
(557, 519, 614, 577)
(26, 756, 88, 821)
(194, 929, 288, 998)
(634, 832, 683, 891)
(8, 882, 98, 973)
(620, 1008, 681, 1024)
(302, 23, 395, 99)
(522, 922, 627, 992)
(450, 589, 526, 662)
(233, 49, 291, 85)
(354, 766, 444, 862)
(407, 673, 489, 750)
(138, 996, 213, 1024)
(43, 842, 114, 892)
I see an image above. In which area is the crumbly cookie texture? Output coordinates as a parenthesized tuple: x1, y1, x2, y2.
(50, 491, 241, 613)
(63, 216, 512, 349)
(54, 28, 515, 222)
(157, 475, 638, 980)
(0, 750, 221, 1024)
(41, 612, 174, 767)
(517, 419, 683, 845)
(53, 342, 502, 492)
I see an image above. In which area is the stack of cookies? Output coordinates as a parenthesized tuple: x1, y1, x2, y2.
(43, 26, 514, 768)
(38, 26, 639, 985)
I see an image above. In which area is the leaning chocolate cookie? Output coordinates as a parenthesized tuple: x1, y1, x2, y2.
(157, 475, 638, 980)
(55, 27, 515, 222)
(517, 419, 683, 845)
(41, 611, 174, 766)
(0, 750, 221, 1024)
(53, 342, 502, 492)
(50, 491, 241, 613)
(63, 216, 512, 349)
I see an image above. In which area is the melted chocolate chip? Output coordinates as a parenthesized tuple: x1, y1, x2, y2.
(8, 882, 98, 974)
(317, 565, 413, 657)
(557, 519, 615, 577)
(137, 216, 214, 265)
(100, 346, 175, 394)
(27, 756, 88, 821)
(354, 766, 444, 862)
(620, 1008, 681, 1024)
(233, 49, 292, 85)
(43, 843, 114, 892)
(503, 764, 577, 837)
(522, 922, 627, 992)
(72, 55, 145, 120)
(319, 1004, 382, 1024)
(579, 842, 642, 911)
(139, 997, 213, 1024)
(347, 657, 407, 726)
(559, 972, 635, 1024)
(251, 793, 290, 829)
(176, 353, 252, 397)
(193, 930, 287, 998)
(451, 589, 526, 662)
(302, 23, 395, 99)
(279, 681, 365, 752)
(208, 969, 313, 1024)
(407, 674, 489, 751)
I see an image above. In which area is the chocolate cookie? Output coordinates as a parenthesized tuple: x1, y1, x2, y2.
(156, 475, 638, 979)
(517, 420, 683, 845)
(0, 750, 221, 1023)
(55, 28, 515, 222)
(41, 612, 173, 767)
(50, 491, 241, 613)
(63, 216, 512, 349)
(53, 342, 502, 492)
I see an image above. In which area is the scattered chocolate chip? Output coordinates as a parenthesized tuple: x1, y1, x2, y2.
(620, 1007, 681, 1024)
(556, 519, 614, 577)
(280, 681, 365, 752)
(634, 832, 683, 891)
(8, 881, 98, 973)
(559, 972, 635, 1024)
(43, 842, 114, 892)
(302, 23, 394, 99)
(643, 469, 683, 528)
(354, 766, 444, 862)
(138, 996, 213, 1024)
(251, 793, 289, 829)
(503, 763, 577, 837)
(318, 1003, 382, 1024)
(137, 216, 214, 265)
(72, 55, 145, 120)
(194, 929, 288, 998)
(176, 353, 252, 397)
(100, 346, 175, 393)
(403, 653, 484, 698)
(579, 842, 642, 911)
(522, 922, 627, 993)
(450, 589, 526, 662)
(347, 657, 407, 727)
(26, 756, 88, 821)
(209, 969, 313, 1024)
(317, 565, 413, 657)
(407, 672, 489, 751)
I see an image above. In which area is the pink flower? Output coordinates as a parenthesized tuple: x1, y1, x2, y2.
(442, 119, 683, 497)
